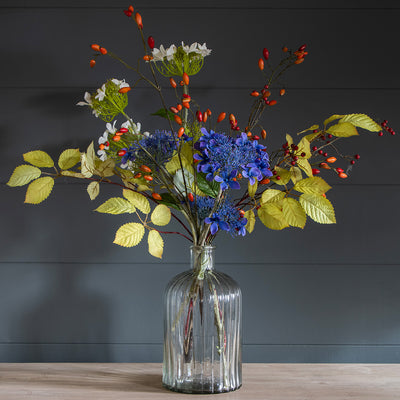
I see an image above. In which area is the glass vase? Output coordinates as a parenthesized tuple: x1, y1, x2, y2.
(162, 245, 242, 394)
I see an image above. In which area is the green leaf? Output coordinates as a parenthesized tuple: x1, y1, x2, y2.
(7, 165, 41, 187)
(299, 193, 336, 224)
(58, 149, 80, 170)
(151, 204, 171, 226)
(24, 177, 54, 204)
(339, 113, 381, 132)
(87, 181, 100, 200)
(282, 197, 306, 228)
(151, 108, 175, 120)
(114, 223, 145, 247)
(95, 197, 136, 214)
(326, 122, 358, 137)
(258, 203, 289, 230)
(148, 230, 164, 258)
(261, 189, 285, 204)
(285, 133, 294, 147)
(123, 189, 151, 214)
(196, 173, 220, 198)
(324, 114, 343, 127)
(23, 150, 54, 168)
(271, 167, 292, 185)
(248, 180, 258, 198)
(293, 177, 331, 195)
(290, 166, 303, 184)
(157, 192, 181, 210)
(244, 210, 256, 233)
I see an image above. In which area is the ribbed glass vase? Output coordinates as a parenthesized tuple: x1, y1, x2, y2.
(162, 245, 242, 394)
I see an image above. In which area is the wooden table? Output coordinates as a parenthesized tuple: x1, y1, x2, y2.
(0, 363, 399, 399)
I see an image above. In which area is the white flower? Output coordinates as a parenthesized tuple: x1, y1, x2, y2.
(196, 43, 212, 57)
(181, 42, 198, 54)
(165, 44, 177, 61)
(111, 78, 130, 89)
(152, 45, 168, 61)
(76, 92, 92, 106)
(97, 121, 117, 161)
(95, 84, 106, 101)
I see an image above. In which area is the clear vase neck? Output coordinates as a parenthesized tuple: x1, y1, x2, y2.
(190, 245, 215, 273)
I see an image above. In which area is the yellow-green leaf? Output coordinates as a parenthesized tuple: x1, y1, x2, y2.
(293, 176, 331, 195)
(151, 204, 171, 226)
(80, 153, 94, 178)
(248, 180, 258, 198)
(61, 170, 86, 179)
(324, 114, 343, 127)
(285, 133, 293, 147)
(95, 197, 136, 214)
(86, 142, 96, 166)
(7, 165, 41, 187)
(244, 210, 256, 233)
(24, 177, 54, 204)
(339, 113, 381, 132)
(326, 122, 358, 137)
(296, 158, 313, 177)
(114, 223, 145, 247)
(23, 150, 54, 168)
(271, 167, 291, 185)
(258, 203, 289, 230)
(123, 189, 151, 214)
(290, 166, 303, 184)
(282, 197, 306, 228)
(148, 230, 164, 258)
(304, 131, 321, 142)
(261, 189, 285, 204)
(296, 137, 311, 159)
(87, 181, 100, 200)
(95, 158, 115, 177)
(299, 193, 336, 224)
(58, 149, 80, 170)
(298, 124, 319, 135)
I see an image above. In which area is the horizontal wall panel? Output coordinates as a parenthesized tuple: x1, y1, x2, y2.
(1, 263, 399, 348)
(1, 344, 400, 363)
(1, 88, 399, 184)
(0, 8, 399, 89)
(1, 184, 399, 264)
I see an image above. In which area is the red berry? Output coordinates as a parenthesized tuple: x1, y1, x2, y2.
(263, 48, 269, 60)
(318, 150, 323, 155)
(391, 131, 396, 135)
(291, 161, 296, 166)
(327, 134, 333, 139)
(323, 152, 328, 157)
(354, 154, 360, 160)
(312, 168, 320, 175)
(378, 131, 383, 136)
(336, 168, 344, 173)
(276, 175, 281, 180)
(312, 146, 317, 151)
(299, 44, 307, 51)
(117, 150, 127, 157)
(147, 36, 155, 49)
(313, 129, 318, 133)
(301, 152, 306, 157)
(350, 160, 355, 165)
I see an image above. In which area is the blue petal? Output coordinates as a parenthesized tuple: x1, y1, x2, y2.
(210, 222, 219, 235)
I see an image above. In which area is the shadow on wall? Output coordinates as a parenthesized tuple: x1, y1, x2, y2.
(11, 264, 112, 362)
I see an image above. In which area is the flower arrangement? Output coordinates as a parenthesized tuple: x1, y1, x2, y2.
(7, 5, 394, 260)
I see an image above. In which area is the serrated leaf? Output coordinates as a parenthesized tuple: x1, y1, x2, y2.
(244, 210, 256, 233)
(326, 122, 358, 137)
(123, 189, 151, 214)
(293, 177, 331, 195)
(151, 108, 175, 120)
(261, 189, 285, 204)
(95, 197, 136, 214)
(271, 167, 292, 185)
(258, 203, 289, 230)
(248, 180, 258, 198)
(196, 173, 220, 198)
(339, 113, 381, 132)
(24, 177, 54, 204)
(282, 197, 306, 228)
(7, 165, 41, 187)
(299, 193, 336, 224)
(80, 153, 93, 178)
(290, 166, 303, 184)
(86, 142, 96, 165)
(151, 204, 171, 226)
(324, 114, 343, 126)
(58, 149, 81, 170)
(148, 230, 164, 258)
(296, 137, 311, 159)
(298, 124, 319, 135)
(296, 158, 313, 177)
(61, 170, 86, 179)
(87, 181, 100, 200)
(94, 158, 115, 177)
(23, 150, 54, 168)
(285, 133, 293, 146)
(114, 223, 145, 247)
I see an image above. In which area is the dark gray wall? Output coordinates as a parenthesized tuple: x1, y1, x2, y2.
(1, 0, 400, 362)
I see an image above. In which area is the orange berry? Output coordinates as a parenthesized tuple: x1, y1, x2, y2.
(140, 165, 152, 173)
(115, 130, 124, 136)
(247, 132, 252, 137)
(217, 112, 226, 123)
(250, 91, 260, 97)
(258, 58, 264, 70)
(174, 115, 182, 125)
(294, 58, 305, 65)
(279, 89, 286, 96)
(152, 193, 162, 201)
(338, 172, 348, 179)
(179, 81, 184, 86)
(91, 44, 100, 52)
(169, 106, 178, 113)
(260, 178, 270, 185)
(135, 12, 143, 29)
(326, 157, 337, 163)
(90, 59, 96, 68)
(182, 72, 190, 85)
(322, 193, 326, 198)
(203, 112, 208, 123)
(144, 175, 153, 181)
(143, 55, 153, 61)
(118, 86, 131, 93)
(268, 100, 277, 106)
(182, 102, 190, 109)
(99, 144, 105, 150)
(188, 193, 194, 202)
(282, 46, 288, 52)
(99, 47, 107, 55)
(319, 162, 330, 170)
(134, 173, 142, 179)
(206, 108, 212, 116)
(176, 104, 183, 111)
(262, 90, 271, 98)
(261, 129, 267, 139)
(128, 5, 134, 12)
(169, 78, 177, 88)
(112, 135, 121, 142)
(178, 127, 185, 138)
(229, 114, 236, 123)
